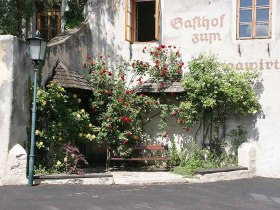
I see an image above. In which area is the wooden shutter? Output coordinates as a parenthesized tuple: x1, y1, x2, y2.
(155, 0, 160, 40)
(125, 0, 135, 42)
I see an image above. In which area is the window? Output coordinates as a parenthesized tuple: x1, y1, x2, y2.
(237, 0, 272, 39)
(37, 11, 61, 41)
(125, 0, 160, 43)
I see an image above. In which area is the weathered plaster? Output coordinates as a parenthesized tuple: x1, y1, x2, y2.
(0, 35, 32, 185)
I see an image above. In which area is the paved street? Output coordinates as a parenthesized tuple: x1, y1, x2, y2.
(0, 177, 279, 210)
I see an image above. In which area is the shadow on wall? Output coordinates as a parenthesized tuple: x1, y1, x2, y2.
(85, 0, 125, 72)
(241, 77, 265, 143)
(41, 22, 93, 86)
(42, 0, 123, 85)
(143, 78, 264, 153)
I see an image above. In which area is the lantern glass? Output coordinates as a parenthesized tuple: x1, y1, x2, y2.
(27, 38, 47, 61)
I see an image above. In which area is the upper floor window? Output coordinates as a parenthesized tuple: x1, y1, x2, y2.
(125, 0, 160, 43)
(37, 11, 61, 41)
(237, 0, 272, 39)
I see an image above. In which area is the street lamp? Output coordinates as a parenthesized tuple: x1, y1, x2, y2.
(27, 37, 47, 186)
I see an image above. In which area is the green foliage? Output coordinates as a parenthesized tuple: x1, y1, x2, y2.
(176, 54, 261, 153)
(84, 56, 161, 148)
(0, 0, 34, 37)
(173, 139, 237, 177)
(64, 0, 87, 29)
(81, 46, 185, 157)
(228, 125, 247, 156)
(132, 45, 184, 89)
(35, 81, 96, 173)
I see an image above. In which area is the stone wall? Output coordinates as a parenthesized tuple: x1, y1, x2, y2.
(0, 35, 31, 185)
(41, 23, 93, 86)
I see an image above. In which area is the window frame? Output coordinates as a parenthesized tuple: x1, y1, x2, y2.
(125, 0, 160, 43)
(36, 11, 61, 41)
(237, 0, 272, 39)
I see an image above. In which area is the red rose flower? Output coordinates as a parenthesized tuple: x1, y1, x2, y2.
(134, 136, 140, 141)
(178, 118, 184, 124)
(126, 132, 131, 136)
(108, 71, 112, 76)
(185, 128, 190, 132)
(124, 139, 129, 144)
(171, 111, 177, 117)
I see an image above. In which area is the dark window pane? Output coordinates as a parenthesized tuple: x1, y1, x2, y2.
(51, 16, 58, 28)
(256, 9, 269, 21)
(51, 29, 57, 39)
(136, 1, 155, 42)
(239, 24, 252, 37)
(257, 0, 270, 6)
(40, 29, 48, 40)
(256, 23, 269, 37)
(41, 16, 48, 28)
(240, 9, 252, 22)
(240, 0, 252, 7)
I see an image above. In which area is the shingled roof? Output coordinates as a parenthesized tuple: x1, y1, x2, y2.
(52, 62, 92, 91)
(134, 78, 185, 93)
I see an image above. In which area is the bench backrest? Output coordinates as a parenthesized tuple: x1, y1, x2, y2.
(133, 144, 168, 151)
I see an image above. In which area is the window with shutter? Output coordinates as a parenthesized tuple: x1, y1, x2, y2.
(125, 0, 160, 43)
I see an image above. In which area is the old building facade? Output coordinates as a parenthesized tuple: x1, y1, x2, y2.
(0, 0, 279, 184)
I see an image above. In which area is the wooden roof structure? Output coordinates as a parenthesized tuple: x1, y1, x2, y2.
(52, 62, 92, 91)
(134, 78, 185, 93)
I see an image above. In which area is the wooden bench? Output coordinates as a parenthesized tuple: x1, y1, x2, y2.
(106, 144, 171, 171)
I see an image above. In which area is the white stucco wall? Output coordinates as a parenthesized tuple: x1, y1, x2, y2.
(0, 36, 14, 183)
(161, 0, 280, 178)
(84, 0, 280, 178)
(0, 36, 32, 185)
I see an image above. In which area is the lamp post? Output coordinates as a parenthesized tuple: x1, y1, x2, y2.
(27, 37, 47, 186)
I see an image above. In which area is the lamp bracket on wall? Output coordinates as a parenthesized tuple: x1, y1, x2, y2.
(237, 44, 241, 57)
(267, 43, 270, 57)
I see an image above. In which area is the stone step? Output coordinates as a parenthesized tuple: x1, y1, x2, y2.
(194, 166, 248, 175)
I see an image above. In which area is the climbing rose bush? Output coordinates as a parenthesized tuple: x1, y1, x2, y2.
(84, 56, 161, 147)
(35, 81, 97, 172)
